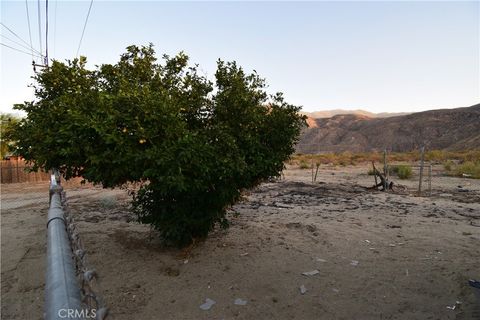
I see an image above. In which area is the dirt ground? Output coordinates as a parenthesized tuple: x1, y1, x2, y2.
(1, 165, 480, 320)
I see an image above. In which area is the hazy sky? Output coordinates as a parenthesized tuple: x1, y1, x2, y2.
(1, 1, 479, 114)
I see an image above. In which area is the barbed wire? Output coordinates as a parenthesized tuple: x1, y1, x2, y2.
(60, 190, 109, 319)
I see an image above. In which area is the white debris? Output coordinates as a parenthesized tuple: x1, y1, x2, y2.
(332, 288, 340, 293)
(200, 298, 216, 310)
(350, 260, 359, 266)
(316, 258, 327, 263)
(447, 301, 462, 310)
(240, 252, 249, 256)
(300, 285, 307, 295)
(234, 298, 248, 306)
(364, 240, 371, 244)
(302, 270, 320, 276)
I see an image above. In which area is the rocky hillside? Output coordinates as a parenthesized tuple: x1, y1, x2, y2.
(301, 109, 410, 119)
(297, 104, 480, 153)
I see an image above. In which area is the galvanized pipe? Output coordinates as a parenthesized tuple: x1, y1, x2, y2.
(45, 176, 83, 319)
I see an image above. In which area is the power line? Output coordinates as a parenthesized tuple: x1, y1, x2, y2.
(25, 0, 35, 61)
(76, 0, 94, 58)
(1, 42, 43, 58)
(0, 22, 33, 50)
(45, 0, 49, 65)
(0, 34, 42, 56)
(37, 0, 43, 57)
(53, 0, 57, 58)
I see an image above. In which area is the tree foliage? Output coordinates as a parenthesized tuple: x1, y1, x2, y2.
(0, 113, 20, 158)
(10, 45, 305, 246)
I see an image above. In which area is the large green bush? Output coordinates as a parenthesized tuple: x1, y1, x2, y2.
(9, 45, 305, 246)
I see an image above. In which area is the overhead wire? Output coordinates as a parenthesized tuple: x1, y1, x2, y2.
(0, 22, 34, 50)
(45, 0, 48, 65)
(53, 0, 57, 58)
(25, 0, 35, 61)
(37, 0, 43, 57)
(76, 0, 94, 58)
(1, 42, 43, 58)
(0, 34, 42, 56)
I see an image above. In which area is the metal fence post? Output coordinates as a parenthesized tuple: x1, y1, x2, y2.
(46, 175, 83, 320)
(418, 146, 425, 195)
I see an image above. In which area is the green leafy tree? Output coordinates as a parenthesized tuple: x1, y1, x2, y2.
(10, 45, 305, 246)
(0, 113, 20, 158)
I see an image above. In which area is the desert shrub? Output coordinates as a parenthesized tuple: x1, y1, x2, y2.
(425, 150, 447, 162)
(396, 165, 413, 179)
(367, 168, 375, 175)
(444, 160, 453, 171)
(299, 160, 310, 169)
(390, 164, 412, 179)
(9, 45, 305, 246)
(454, 161, 480, 179)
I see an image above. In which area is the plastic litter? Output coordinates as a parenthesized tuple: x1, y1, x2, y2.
(446, 301, 462, 310)
(234, 298, 248, 306)
(316, 258, 327, 263)
(200, 298, 216, 310)
(302, 270, 320, 276)
(300, 285, 307, 295)
(350, 260, 359, 266)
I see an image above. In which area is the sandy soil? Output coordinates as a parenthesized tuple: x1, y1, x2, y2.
(1, 165, 479, 320)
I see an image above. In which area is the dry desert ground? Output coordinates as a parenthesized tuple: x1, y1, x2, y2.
(1, 164, 480, 320)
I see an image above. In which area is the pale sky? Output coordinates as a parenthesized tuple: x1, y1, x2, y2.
(1, 1, 479, 115)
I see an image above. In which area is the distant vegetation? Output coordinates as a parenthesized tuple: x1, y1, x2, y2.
(0, 113, 20, 158)
(445, 161, 480, 179)
(292, 150, 480, 179)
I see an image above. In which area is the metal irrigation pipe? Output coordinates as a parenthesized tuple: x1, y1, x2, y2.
(45, 172, 83, 320)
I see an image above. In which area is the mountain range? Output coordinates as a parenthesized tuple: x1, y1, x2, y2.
(297, 104, 480, 153)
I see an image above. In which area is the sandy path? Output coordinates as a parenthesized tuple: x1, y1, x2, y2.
(1, 166, 479, 319)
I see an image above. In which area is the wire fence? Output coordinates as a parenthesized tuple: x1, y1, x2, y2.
(61, 188, 109, 319)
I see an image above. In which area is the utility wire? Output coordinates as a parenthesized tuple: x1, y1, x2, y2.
(25, 0, 35, 61)
(0, 22, 33, 50)
(0, 34, 42, 56)
(37, 0, 43, 57)
(45, 0, 49, 65)
(53, 0, 57, 58)
(76, 0, 93, 58)
(1, 42, 43, 57)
